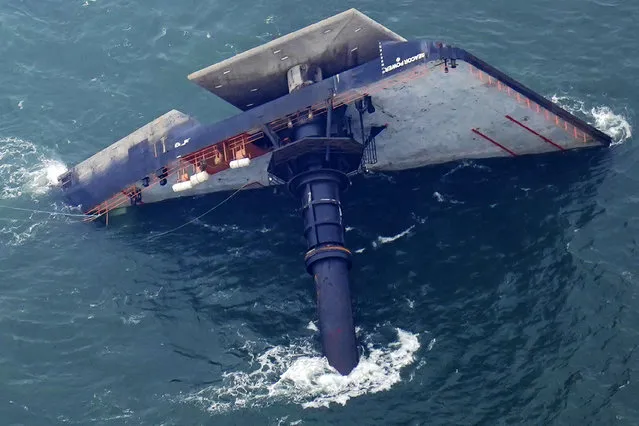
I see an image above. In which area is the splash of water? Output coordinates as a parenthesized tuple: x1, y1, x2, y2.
(0, 137, 72, 247)
(551, 95, 632, 145)
(0, 137, 68, 200)
(180, 327, 421, 412)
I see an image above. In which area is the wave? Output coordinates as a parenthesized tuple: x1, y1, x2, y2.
(179, 327, 421, 412)
(551, 95, 632, 145)
(0, 137, 67, 200)
(0, 136, 72, 247)
(373, 225, 415, 247)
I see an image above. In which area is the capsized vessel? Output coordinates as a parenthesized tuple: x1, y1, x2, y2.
(58, 9, 612, 375)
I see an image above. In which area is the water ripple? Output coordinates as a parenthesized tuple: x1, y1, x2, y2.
(0, 0, 638, 424)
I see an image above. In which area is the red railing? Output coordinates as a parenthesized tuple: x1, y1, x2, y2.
(466, 63, 592, 144)
(85, 62, 441, 220)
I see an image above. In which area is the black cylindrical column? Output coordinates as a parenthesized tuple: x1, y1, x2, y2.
(289, 168, 359, 375)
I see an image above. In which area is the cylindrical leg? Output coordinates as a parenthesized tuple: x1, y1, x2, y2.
(291, 168, 359, 375)
(311, 257, 358, 375)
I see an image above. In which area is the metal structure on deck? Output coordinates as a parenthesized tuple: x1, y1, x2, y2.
(58, 9, 612, 375)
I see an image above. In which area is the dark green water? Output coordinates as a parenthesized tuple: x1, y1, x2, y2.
(0, 0, 636, 424)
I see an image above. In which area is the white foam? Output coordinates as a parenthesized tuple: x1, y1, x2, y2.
(121, 313, 145, 325)
(551, 95, 632, 145)
(0, 220, 46, 247)
(181, 328, 421, 412)
(0, 137, 67, 200)
(0, 137, 73, 247)
(432, 192, 463, 205)
(27, 159, 68, 194)
(276, 417, 303, 426)
(427, 338, 436, 351)
(0, 200, 83, 247)
(441, 160, 491, 180)
(373, 225, 415, 247)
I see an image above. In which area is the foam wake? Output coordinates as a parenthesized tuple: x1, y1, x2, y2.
(551, 95, 632, 145)
(0, 137, 71, 247)
(0, 137, 68, 200)
(181, 327, 421, 412)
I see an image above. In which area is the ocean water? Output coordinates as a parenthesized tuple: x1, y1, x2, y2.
(0, 0, 637, 424)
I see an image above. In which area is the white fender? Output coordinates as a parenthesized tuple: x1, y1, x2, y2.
(189, 171, 210, 185)
(230, 158, 251, 169)
(172, 180, 193, 192)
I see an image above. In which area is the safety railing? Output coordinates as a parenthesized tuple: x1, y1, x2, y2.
(84, 62, 438, 220)
(466, 63, 593, 144)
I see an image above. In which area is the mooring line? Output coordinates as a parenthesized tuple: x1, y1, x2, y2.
(145, 183, 250, 241)
(0, 204, 99, 218)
